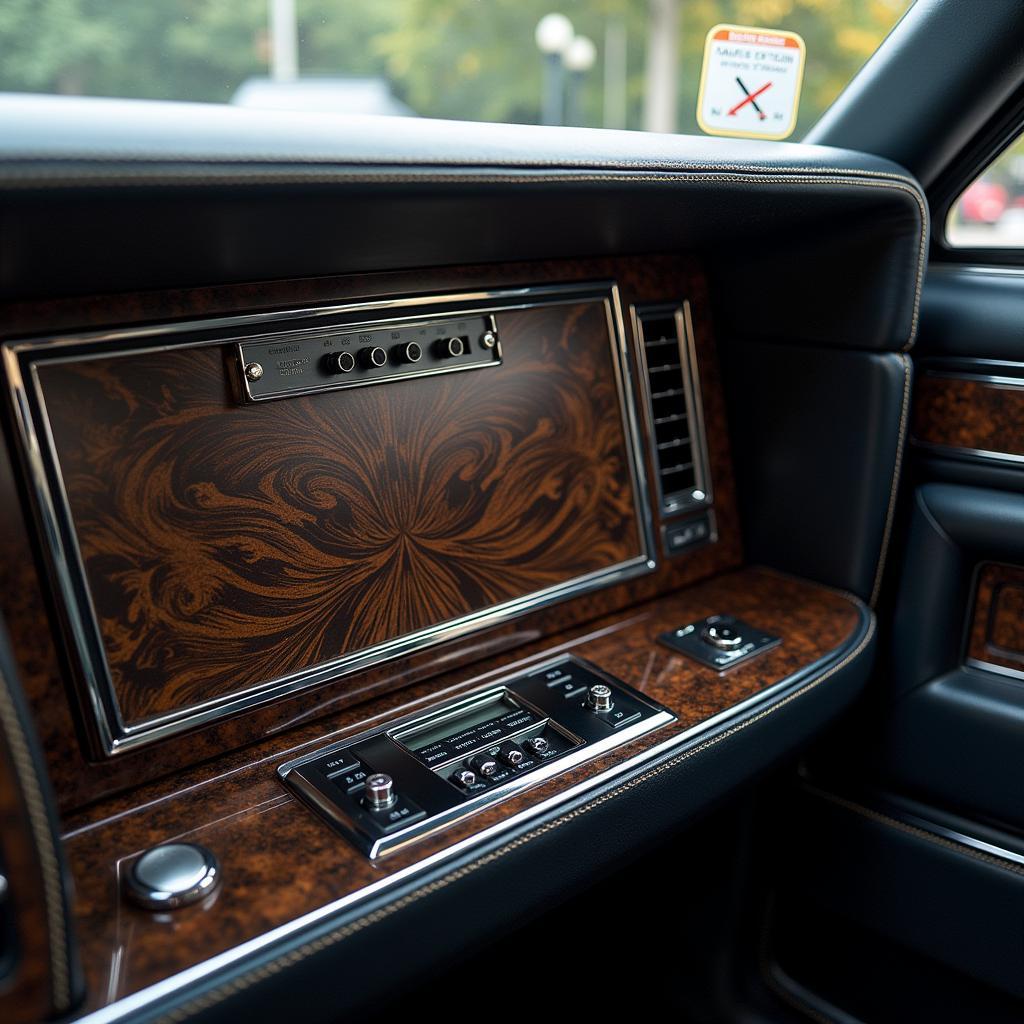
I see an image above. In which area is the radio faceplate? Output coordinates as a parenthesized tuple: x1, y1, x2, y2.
(278, 657, 675, 857)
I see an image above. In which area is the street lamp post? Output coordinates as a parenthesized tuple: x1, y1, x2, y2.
(535, 13, 574, 125)
(564, 35, 597, 126)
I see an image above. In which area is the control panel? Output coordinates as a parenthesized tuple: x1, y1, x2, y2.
(278, 657, 674, 858)
(238, 313, 500, 401)
(657, 614, 780, 670)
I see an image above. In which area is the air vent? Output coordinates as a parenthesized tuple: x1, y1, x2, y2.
(634, 303, 711, 517)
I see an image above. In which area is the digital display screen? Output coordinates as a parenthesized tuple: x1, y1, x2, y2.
(401, 695, 511, 753)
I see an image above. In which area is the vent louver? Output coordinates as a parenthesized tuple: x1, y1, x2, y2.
(634, 304, 710, 516)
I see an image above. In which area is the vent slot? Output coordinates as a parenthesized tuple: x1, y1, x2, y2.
(635, 304, 710, 517)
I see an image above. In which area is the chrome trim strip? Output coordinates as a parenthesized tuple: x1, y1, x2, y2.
(889, 807, 1024, 868)
(2, 282, 657, 753)
(911, 438, 1024, 467)
(965, 657, 1024, 683)
(921, 367, 1024, 387)
(70, 602, 872, 1024)
(630, 300, 713, 519)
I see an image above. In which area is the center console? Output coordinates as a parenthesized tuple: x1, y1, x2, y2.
(280, 656, 674, 857)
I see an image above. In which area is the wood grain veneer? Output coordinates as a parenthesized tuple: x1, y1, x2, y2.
(38, 299, 642, 729)
(61, 568, 863, 1015)
(967, 563, 1024, 675)
(913, 374, 1024, 458)
(0, 254, 742, 810)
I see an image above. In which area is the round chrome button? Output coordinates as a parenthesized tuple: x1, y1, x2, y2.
(124, 843, 220, 911)
(480, 330, 498, 350)
(586, 683, 614, 712)
(702, 620, 743, 650)
(525, 736, 549, 755)
(453, 768, 477, 787)
(503, 746, 525, 766)
(364, 773, 397, 810)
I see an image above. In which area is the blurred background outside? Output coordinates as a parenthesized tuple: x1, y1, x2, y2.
(1, 0, 911, 138)
(6, 0, 1017, 245)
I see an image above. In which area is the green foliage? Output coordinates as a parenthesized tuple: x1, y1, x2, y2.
(0, 0, 912, 135)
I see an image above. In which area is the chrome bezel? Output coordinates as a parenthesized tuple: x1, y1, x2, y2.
(631, 301, 713, 518)
(1, 281, 657, 754)
(277, 654, 675, 859)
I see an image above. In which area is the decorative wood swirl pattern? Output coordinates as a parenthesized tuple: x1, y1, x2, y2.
(0, 254, 742, 809)
(912, 374, 1024, 458)
(61, 569, 863, 1015)
(967, 563, 1024, 674)
(39, 301, 641, 727)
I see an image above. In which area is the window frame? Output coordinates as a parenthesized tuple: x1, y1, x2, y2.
(930, 86, 1024, 267)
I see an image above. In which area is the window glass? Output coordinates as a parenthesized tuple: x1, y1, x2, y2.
(947, 136, 1024, 248)
(0, 0, 912, 139)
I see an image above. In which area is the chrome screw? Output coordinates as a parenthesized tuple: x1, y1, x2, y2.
(244, 362, 264, 382)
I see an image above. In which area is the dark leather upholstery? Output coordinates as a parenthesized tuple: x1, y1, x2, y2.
(0, 96, 925, 354)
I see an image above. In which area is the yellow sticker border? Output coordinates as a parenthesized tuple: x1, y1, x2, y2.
(696, 23, 807, 142)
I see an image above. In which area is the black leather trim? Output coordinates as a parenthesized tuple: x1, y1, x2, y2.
(85, 601, 873, 1024)
(916, 266, 1024, 361)
(0, 98, 927, 354)
(726, 346, 911, 602)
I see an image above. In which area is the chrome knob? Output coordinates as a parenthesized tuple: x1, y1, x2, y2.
(525, 736, 549, 755)
(453, 768, 477, 787)
(586, 683, 614, 712)
(502, 746, 525, 766)
(364, 773, 396, 810)
(124, 843, 221, 911)
(702, 620, 743, 650)
(480, 330, 498, 349)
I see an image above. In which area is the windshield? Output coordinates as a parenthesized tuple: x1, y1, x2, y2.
(0, 1, 912, 139)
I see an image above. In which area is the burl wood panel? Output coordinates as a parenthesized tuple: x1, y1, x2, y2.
(62, 568, 863, 1014)
(0, 254, 742, 809)
(913, 375, 1024, 458)
(39, 300, 641, 727)
(967, 563, 1024, 674)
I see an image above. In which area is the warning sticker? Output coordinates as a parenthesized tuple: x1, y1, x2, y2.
(696, 24, 806, 141)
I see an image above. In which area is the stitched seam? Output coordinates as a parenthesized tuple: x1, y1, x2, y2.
(0, 153, 924, 181)
(869, 352, 912, 607)
(152, 613, 874, 1024)
(0, 168, 928, 354)
(802, 783, 1024, 878)
(0, 667, 71, 1009)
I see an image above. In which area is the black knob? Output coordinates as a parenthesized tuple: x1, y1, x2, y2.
(498, 742, 525, 767)
(436, 336, 466, 358)
(394, 341, 422, 364)
(469, 753, 499, 778)
(360, 346, 388, 369)
(325, 350, 356, 374)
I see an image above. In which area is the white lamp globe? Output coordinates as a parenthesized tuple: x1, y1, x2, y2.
(535, 13, 575, 55)
(564, 35, 597, 72)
